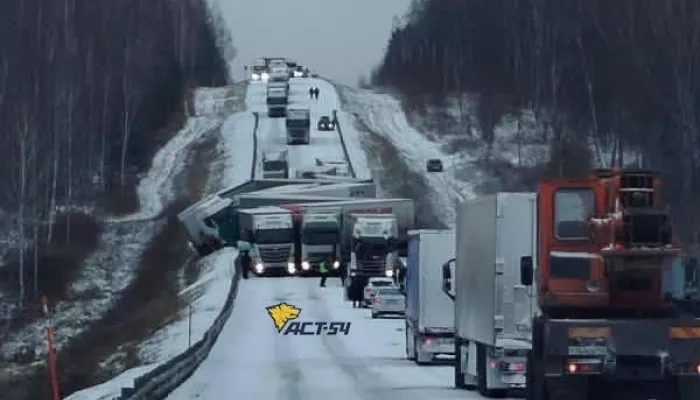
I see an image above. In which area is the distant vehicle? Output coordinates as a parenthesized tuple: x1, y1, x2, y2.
(317, 116, 335, 131)
(371, 286, 405, 318)
(286, 108, 310, 144)
(262, 150, 289, 179)
(426, 159, 443, 172)
(269, 65, 289, 83)
(250, 58, 268, 81)
(292, 65, 306, 78)
(364, 277, 396, 307)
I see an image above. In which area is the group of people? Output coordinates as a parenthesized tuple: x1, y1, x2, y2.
(308, 86, 320, 100)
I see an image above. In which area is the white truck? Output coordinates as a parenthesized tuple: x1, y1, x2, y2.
(238, 206, 296, 276)
(405, 229, 456, 365)
(347, 213, 399, 279)
(262, 150, 289, 179)
(267, 87, 288, 118)
(268, 64, 289, 83)
(177, 195, 231, 256)
(286, 108, 310, 145)
(299, 209, 341, 274)
(250, 58, 268, 81)
(448, 193, 538, 397)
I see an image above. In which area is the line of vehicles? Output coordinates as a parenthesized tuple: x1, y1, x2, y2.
(363, 168, 700, 400)
(247, 57, 310, 82)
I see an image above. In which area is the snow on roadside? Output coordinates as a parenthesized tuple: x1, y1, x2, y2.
(0, 87, 239, 375)
(338, 87, 475, 226)
(334, 109, 372, 179)
(64, 365, 157, 400)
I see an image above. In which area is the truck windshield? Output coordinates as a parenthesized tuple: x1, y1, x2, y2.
(302, 228, 339, 245)
(554, 189, 595, 239)
(252, 65, 266, 73)
(264, 161, 286, 170)
(254, 228, 293, 244)
(354, 240, 389, 257)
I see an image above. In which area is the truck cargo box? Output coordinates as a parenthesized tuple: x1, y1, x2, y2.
(455, 193, 537, 346)
(406, 229, 456, 332)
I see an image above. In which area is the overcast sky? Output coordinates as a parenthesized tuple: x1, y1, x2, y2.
(217, 0, 413, 86)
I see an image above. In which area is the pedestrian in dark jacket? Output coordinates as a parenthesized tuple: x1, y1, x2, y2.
(313, 87, 320, 99)
(339, 262, 346, 286)
(309, 86, 314, 99)
(319, 257, 331, 287)
(240, 250, 251, 279)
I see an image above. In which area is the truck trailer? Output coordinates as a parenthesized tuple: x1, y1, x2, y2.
(286, 108, 310, 145)
(262, 149, 289, 179)
(177, 195, 232, 256)
(405, 229, 457, 365)
(451, 193, 538, 397)
(522, 168, 700, 400)
(267, 87, 288, 117)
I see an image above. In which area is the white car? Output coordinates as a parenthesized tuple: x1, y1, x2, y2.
(363, 277, 396, 307)
(371, 286, 405, 318)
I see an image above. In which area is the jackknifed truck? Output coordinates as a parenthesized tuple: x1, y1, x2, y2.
(446, 193, 538, 397)
(405, 229, 457, 365)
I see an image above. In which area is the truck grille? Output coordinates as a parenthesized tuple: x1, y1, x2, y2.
(259, 247, 291, 264)
(357, 257, 386, 276)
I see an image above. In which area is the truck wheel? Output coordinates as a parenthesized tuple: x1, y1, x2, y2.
(414, 339, 431, 365)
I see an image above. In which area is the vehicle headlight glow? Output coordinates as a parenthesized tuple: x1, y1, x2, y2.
(333, 261, 340, 269)
(287, 262, 296, 274)
(251, 73, 260, 80)
(254, 263, 264, 273)
(301, 261, 311, 270)
(261, 72, 269, 81)
(385, 269, 394, 277)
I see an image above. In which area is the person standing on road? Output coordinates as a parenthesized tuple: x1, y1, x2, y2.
(319, 257, 330, 287)
(313, 87, 320, 99)
(339, 260, 346, 286)
(309, 86, 314, 100)
(240, 250, 251, 279)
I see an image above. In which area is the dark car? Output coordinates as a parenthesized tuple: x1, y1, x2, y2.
(317, 116, 335, 131)
(426, 159, 443, 172)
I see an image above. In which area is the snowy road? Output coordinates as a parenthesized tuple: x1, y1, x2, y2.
(249, 78, 350, 177)
(168, 278, 494, 400)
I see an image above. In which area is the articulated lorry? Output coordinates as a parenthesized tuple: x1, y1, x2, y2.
(238, 206, 296, 276)
(299, 208, 342, 274)
(447, 193, 538, 397)
(405, 230, 456, 365)
(521, 168, 700, 400)
(262, 150, 289, 179)
(267, 87, 288, 117)
(177, 195, 232, 256)
(286, 108, 310, 145)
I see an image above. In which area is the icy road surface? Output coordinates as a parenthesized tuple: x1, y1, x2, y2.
(248, 78, 363, 178)
(168, 278, 507, 400)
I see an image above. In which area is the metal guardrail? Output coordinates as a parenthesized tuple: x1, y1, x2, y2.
(332, 109, 357, 179)
(116, 264, 240, 399)
(113, 105, 260, 400)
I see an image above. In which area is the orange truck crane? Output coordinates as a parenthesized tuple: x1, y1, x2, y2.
(520, 168, 700, 400)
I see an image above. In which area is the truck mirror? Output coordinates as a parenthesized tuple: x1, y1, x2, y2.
(442, 262, 452, 280)
(442, 260, 455, 300)
(520, 256, 534, 286)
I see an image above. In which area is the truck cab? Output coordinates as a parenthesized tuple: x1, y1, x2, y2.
(268, 64, 289, 82)
(262, 150, 289, 179)
(239, 208, 296, 276)
(250, 58, 268, 81)
(300, 211, 341, 274)
(286, 108, 310, 145)
(349, 214, 399, 278)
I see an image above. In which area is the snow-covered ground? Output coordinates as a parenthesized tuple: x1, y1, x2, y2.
(337, 87, 476, 226)
(0, 86, 242, 379)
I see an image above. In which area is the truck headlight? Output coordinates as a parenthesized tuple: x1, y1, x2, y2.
(251, 73, 260, 80)
(333, 261, 340, 269)
(254, 263, 264, 273)
(287, 262, 296, 274)
(385, 269, 394, 277)
(301, 261, 310, 270)
(261, 72, 269, 81)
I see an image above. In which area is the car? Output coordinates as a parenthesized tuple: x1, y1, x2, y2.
(363, 277, 396, 307)
(371, 286, 405, 318)
(317, 116, 335, 131)
(426, 158, 443, 172)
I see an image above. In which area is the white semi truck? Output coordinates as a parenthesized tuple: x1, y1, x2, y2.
(250, 58, 268, 81)
(347, 213, 399, 278)
(405, 229, 456, 365)
(446, 193, 538, 397)
(177, 195, 231, 256)
(286, 108, 310, 145)
(238, 206, 296, 276)
(299, 209, 342, 274)
(262, 150, 289, 179)
(267, 87, 288, 118)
